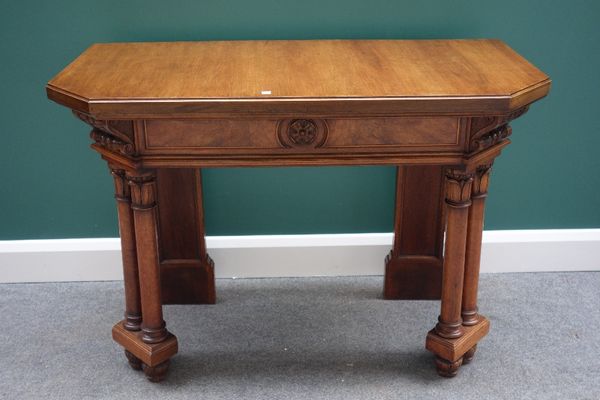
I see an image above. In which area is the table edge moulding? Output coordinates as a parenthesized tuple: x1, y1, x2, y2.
(46, 39, 550, 382)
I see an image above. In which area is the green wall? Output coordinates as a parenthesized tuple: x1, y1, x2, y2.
(1, 0, 599, 239)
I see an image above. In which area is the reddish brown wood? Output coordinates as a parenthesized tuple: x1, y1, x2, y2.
(426, 317, 490, 362)
(128, 171, 169, 344)
(142, 360, 170, 383)
(47, 39, 550, 381)
(46, 40, 550, 118)
(124, 350, 142, 371)
(425, 160, 497, 377)
(156, 168, 215, 304)
(462, 164, 493, 325)
(112, 321, 178, 367)
(462, 345, 478, 364)
(142, 116, 462, 155)
(434, 356, 463, 378)
(110, 167, 142, 331)
(426, 316, 490, 377)
(384, 165, 445, 299)
(434, 169, 473, 339)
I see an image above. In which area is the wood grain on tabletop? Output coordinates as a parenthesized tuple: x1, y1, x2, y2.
(48, 39, 549, 100)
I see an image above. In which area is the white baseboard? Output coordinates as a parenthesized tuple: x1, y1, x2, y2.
(0, 229, 598, 283)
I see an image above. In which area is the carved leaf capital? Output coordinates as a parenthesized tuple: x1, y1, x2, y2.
(445, 169, 474, 207)
(128, 174, 157, 209)
(110, 168, 131, 201)
(472, 163, 493, 196)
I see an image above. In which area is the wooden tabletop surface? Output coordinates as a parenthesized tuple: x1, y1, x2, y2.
(47, 39, 550, 117)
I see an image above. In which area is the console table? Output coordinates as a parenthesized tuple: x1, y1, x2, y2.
(46, 39, 550, 381)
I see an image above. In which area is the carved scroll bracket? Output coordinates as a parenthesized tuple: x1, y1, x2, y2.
(74, 111, 136, 156)
(470, 124, 512, 153)
(91, 129, 135, 155)
(468, 106, 529, 154)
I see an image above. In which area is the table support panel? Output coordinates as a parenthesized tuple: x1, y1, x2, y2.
(384, 166, 445, 299)
(155, 169, 216, 304)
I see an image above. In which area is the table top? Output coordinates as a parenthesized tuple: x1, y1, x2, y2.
(47, 39, 550, 117)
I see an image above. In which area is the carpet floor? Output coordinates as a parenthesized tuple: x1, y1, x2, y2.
(1, 272, 599, 400)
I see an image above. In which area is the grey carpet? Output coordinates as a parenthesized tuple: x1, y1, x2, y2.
(1, 273, 599, 400)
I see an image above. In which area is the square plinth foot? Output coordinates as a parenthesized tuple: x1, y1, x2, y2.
(112, 321, 178, 371)
(425, 316, 490, 377)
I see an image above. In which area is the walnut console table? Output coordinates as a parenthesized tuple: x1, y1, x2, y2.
(47, 39, 550, 381)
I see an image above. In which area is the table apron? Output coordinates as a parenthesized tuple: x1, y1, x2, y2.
(139, 117, 466, 157)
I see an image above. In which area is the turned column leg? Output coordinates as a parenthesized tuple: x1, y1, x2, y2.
(426, 168, 473, 378)
(462, 163, 493, 327)
(110, 168, 142, 331)
(426, 167, 491, 378)
(435, 169, 473, 340)
(458, 163, 494, 366)
(110, 169, 178, 382)
(128, 171, 168, 344)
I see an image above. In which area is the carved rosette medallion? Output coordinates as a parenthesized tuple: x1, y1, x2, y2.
(289, 119, 317, 145)
(277, 119, 328, 148)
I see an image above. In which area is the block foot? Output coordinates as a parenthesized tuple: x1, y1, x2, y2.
(462, 345, 477, 365)
(142, 360, 170, 382)
(112, 321, 178, 381)
(426, 316, 489, 376)
(124, 350, 142, 370)
(434, 356, 463, 378)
